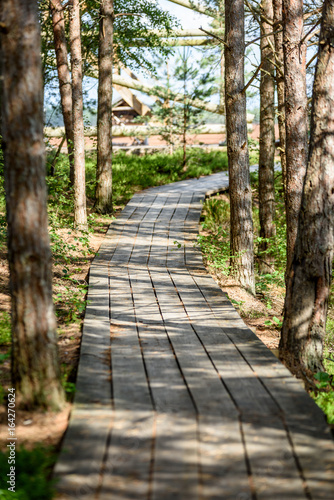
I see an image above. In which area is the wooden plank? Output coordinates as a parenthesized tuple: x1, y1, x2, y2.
(129, 214, 200, 498)
(98, 265, 155, 498)
(149, 266, 251, 498)
(54, 408, 113, 499)
(189, 262, 334, 498)
(167, 220, 308, 498)
(241, 416, 309, 500)
(56, 171, 333, 500)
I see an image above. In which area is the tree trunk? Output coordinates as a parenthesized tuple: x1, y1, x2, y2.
(280, 0, 334, 375)
(69, 0, 87, 229)
(95, 0, 113, 214)
(1, 0, 64, 410)
(258, 0, 276, 274)
(273, 0, 287, 196)
(50, 0, 74, 185)
(183, 55, 187, 169)
(282, 0, 308, 276)
(225, 0, 255, 294)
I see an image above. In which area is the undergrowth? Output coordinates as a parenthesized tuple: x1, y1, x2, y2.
(0, 446, 56, 499)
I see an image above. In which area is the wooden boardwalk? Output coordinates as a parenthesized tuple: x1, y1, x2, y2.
(55, 173, 333, 499)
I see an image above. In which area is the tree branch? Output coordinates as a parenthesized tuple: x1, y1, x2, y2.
(199, 27, 228, 47)
(242, 62, 263, 93)
(114, 13, 142, 18)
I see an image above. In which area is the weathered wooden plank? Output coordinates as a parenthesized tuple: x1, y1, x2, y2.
(241, 416, 308, 500)
(129, 229, 199, 497)
(56, 171, 333, 500)
(98, 410, 154, 500)
(54, 408, 113, 499)
(149, 267, 251, 498)
(151, 413, 199, 500)
(168, 234, 309, 498)
(189, 269, 334, 498)
(100, 265, 155, 498)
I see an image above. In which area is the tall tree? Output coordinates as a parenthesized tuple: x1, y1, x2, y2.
(282, 0, 308, 275)
(273, 0, 287, 195)
(69, 0, 87, 229)
(1, 0, 64, 409)
(50, 0, 74, 184)
(280, 0, 334, 374)
(258, 0, 276, 273)
(224, 0, 255, 294)
(95, 0, 113, 214)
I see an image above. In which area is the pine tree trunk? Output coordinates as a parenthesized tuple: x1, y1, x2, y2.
(1, 0, 64, 410)
(183, 57, 187, 169)
(95, 0, 113, 214)
(258, 0, 276, 274)
(280, 0, 334, 375)
(273, 0, 287, 196)
(282, 0, 308, 275)
(69, 0, 87, 229)
(50, 0, 74, 185)
(225, 0, 255, 294)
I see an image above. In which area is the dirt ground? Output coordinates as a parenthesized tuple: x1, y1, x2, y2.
(0, 198, 283, 457)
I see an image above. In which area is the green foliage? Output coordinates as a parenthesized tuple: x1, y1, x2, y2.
(144, 49, 218, 156)
(0, 446, 56, 500)
(60, 363, 77, 400)
(312, 351, 334, 425)
(264, 316, 283, 329)
(55, 283, 88, 324)
(106, 148, 228, 205)
(197, 197, 231, 273)
(251, 169, 286, 288)
(0, 138, 4, 209)
(202, 197, 230, 230)
(0, 311, 11, 346)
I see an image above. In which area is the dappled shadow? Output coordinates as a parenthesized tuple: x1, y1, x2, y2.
(55, 175, 333, 499)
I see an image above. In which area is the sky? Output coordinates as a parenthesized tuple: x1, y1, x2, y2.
(158, 0, 212, 30)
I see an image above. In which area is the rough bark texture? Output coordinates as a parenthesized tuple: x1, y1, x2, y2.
(258, 0, 276, 273)
(282, 0, 308, 276)
(225, 0, 255, 294)
(95, 0, 113, 214)
(280, 0, 334, 374)
(69, 0, 87, 229)
(273, 0, 287, 196)
(1, 0, 64, 409)
(50, 0, 74, 184)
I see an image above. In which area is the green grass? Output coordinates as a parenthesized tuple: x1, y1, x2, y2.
(88, 148, 229, 205)
(46, 147, 230, 213)
(0, 311, 11, 346)
(0, 446, 56, 500)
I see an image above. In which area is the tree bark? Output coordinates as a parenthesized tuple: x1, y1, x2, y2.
(280, 0, 334, 374)
(95, 0, 113, 214)
(50, 0, 74, 185)
(273, 0, 287, 196)
(1, 0, 64, 410)
(69, 0, 87, 229)
(225, 0, 255, 294)
(258, 0, 276, 274)
(282, 0, 308, 276)
(183, 62, 187, 169)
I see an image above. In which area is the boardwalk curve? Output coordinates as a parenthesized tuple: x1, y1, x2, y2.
(55, 172, 333, 499)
